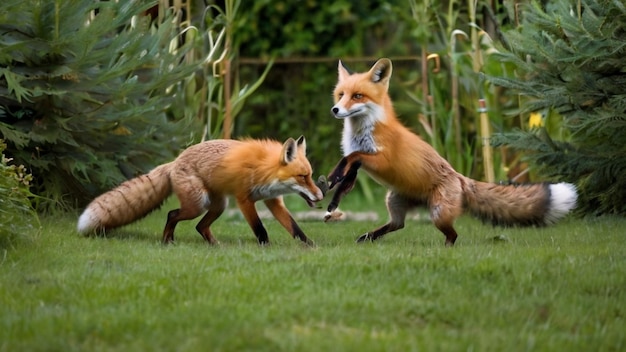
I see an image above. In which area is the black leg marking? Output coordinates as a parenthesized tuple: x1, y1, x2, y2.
(326, 160, 361, 213)
(327, 157, 350, 189)
(251, 218, 269, 245)
(290, 218, 314, 246)
(162, 209, 180, 244)
(436, 224, 458, 246)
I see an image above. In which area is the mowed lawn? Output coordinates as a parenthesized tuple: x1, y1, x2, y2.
(1, 196, 625, 352)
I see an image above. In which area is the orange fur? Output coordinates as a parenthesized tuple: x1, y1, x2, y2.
(326, 58, 577, 245)
(78, 136, 323, 245)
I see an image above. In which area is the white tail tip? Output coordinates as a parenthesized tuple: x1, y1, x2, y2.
(546, 183, 578, 224)
(77, 207, 98, 234)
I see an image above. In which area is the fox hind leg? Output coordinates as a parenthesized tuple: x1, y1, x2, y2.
(357, 191, 414, 242)
(429, 185, 463, 246)
(195, 194, 227, 245)
(162, 182, 209, 244)
(163, 204, 205, 244)
(163, 208, 199, 244)
(435, 222, 458, 246)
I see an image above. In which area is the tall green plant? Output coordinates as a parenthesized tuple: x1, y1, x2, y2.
(487, 0, 626, 215)
(189, 0, 273, 140)
(0, 0, 198, 210)
(402, 0, 506, 180)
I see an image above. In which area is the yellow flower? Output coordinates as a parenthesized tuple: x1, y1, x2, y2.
(529, 111, 544, 128)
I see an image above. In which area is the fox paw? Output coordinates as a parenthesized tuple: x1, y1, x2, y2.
(323, 210, 344, 222)
(355, 233, 373, 243)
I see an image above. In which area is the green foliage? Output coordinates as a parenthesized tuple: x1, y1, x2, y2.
(0, 140, 39, 246)
(0, 0, 199, 210)
(487, 0, 626, 215)
(235, 1, 406, 59)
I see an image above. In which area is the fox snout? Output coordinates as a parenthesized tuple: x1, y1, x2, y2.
(331, 104, 348, 119)
(298, 177, 325, 208)
(310, 185, 324, 203)
(299, 188, 323, 208)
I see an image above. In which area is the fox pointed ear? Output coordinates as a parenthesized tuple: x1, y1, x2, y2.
(296, 135, 307, 153)
(369, 58, 392, 88)
(338, 60, 351, 81)
(281, 137, 298, 165)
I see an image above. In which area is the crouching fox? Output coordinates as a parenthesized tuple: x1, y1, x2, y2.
(78, 136, 323, 245)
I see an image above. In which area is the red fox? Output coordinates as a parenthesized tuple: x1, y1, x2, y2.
(78, 136, 324, 245)
(325, 58, 578, 245)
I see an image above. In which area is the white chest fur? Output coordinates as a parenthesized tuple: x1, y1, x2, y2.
(341, 105, 383, 155)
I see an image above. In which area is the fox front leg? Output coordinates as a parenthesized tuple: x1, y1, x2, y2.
(327, 156, 350, 189)
(325, 159, 361, 219)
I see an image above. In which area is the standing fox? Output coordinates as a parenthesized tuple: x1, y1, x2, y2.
(78, 136, 324, 245)
(325, 58, 577, 245)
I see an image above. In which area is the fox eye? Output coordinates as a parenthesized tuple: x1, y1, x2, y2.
(338, 92, 344, 98)
(353, 93, 363, 100)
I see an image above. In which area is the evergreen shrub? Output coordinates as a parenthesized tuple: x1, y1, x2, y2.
(487, 0, 626, 215)
(0, 0, 198, 210)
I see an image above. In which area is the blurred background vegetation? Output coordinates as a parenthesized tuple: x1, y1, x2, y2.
(1, 0, 624, 237)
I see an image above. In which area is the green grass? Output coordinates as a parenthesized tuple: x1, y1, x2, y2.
(1, 196, 625, 352)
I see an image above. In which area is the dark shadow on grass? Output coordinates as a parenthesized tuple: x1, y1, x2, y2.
(83, 229, 161, 243)
(82, 229, 273, 248)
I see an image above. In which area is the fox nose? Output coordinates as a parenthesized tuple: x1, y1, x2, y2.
(315, 188, 324, 201)
(331, 106, 339, 115)
(309, 185, 323, 201)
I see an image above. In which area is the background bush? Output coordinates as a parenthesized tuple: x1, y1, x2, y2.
(0, 0, 199, 210)
(487, 0, 626, 216)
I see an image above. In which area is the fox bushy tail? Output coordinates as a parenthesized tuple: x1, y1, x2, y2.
(463, 178, 578, 226)
(77, 163, 174, 234)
